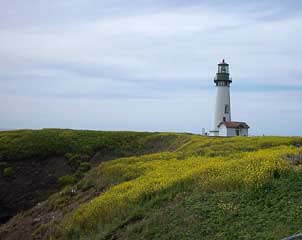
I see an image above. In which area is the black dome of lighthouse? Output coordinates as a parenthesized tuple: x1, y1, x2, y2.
(219, 59, 229, 66)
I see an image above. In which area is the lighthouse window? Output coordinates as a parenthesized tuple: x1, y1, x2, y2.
(225, 104, 229, 114)
(218, 65, 229, 73)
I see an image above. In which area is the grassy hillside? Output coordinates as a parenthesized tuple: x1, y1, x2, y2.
(0, 129, 190, 227)
(0, 129, 190, 162)
(0, 130, 302, 240)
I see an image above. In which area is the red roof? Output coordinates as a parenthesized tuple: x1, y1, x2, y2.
(217, 121, 249, 129)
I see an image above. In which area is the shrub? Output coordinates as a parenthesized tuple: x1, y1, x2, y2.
(3, 166, 14, 177)
(65, 153, 81, 168)
(79, 162, 91, 172)
(0, 162, 8, 170)
(58, 175, 76, 187)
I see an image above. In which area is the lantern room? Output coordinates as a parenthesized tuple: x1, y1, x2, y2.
(218, 59, 229, 74)
(214, 59, 232, 85)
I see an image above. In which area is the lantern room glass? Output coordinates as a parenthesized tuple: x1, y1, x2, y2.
(218, 65, 229, 74)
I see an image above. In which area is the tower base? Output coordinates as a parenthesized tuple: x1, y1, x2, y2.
(209, 130, 219, 137)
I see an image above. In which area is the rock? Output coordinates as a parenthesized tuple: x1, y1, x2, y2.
(281, 234, 302, 240)
(32, 217, 41, 224)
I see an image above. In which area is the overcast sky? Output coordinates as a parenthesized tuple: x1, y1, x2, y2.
(1, 0, 302, 135)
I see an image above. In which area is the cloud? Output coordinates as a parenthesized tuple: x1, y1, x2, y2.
(1, 0, 302, 135)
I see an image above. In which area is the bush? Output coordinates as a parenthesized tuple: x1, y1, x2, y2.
(79, 162, 91, 172)
(3, 167, 14, 177)
(65, 154, 81, 169)
(58, 175, 76, 187)
(0, 162, 8, 170)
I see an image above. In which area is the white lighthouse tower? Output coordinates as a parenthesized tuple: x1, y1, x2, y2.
(210, 59, 232, 136)
(209, 59, 249, 137)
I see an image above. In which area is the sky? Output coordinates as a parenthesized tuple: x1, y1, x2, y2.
(1, 0, 302, 136)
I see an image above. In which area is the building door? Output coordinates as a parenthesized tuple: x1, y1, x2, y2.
(236, 129, 240, 136)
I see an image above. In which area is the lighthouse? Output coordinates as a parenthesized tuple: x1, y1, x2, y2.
(209, 59, 249, 137)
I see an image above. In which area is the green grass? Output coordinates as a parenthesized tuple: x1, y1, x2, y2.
(177, 135, 301, 157)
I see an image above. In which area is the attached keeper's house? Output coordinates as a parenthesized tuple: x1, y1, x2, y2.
(217, 121, 249, 137)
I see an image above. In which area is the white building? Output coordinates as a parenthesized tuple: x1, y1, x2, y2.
(217, 121, 249, 137)
(209, 59, 249, 137)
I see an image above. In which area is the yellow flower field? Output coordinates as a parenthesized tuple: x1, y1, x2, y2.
(60, 144, 296, 239)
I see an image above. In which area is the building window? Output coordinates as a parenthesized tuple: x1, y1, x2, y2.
(225, 104, 229, 114)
